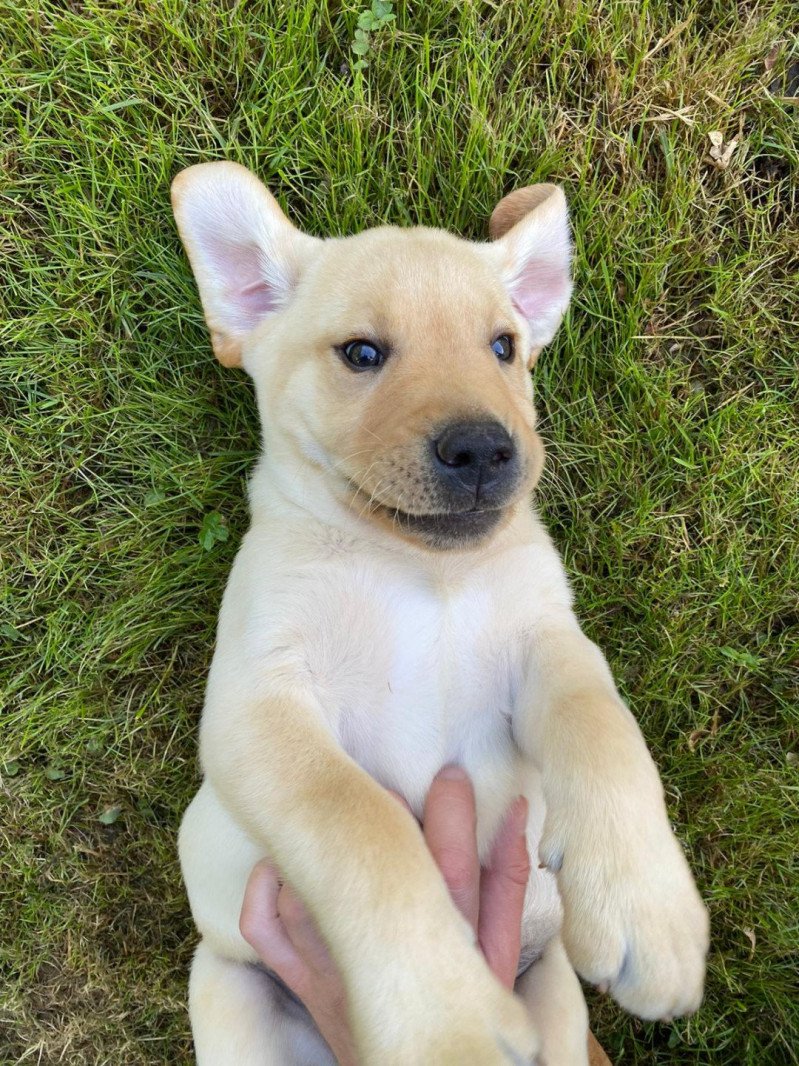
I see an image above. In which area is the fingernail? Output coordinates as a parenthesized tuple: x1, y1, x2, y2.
(438, 764, 468, 781)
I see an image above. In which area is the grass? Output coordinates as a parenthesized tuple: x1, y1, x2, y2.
(1, 1, 797, 1062)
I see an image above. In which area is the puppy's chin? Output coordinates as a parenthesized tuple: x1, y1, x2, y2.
(369, 504, 509, 551)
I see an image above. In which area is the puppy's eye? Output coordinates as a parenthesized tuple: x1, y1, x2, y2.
(491, 334, 514, 363)
(341, 340, 385, 371)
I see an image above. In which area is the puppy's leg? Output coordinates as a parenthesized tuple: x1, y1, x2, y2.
(516, 937, 588, 1066)
(514, 616, 709, 1020)
(189, 940, 335, 1066)
(189, 941, 287, 1065)
(199, 682, 537, 1065)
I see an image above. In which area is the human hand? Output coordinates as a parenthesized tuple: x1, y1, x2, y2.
(239, 766, 530, 1064)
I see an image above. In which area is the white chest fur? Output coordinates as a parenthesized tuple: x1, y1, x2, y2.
(323, 565, 525, 836)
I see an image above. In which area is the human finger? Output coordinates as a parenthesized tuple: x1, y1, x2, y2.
(423, 765, 480, 930)
(239, 860, 308, 992)
(478, 796, 530, 989)
(277, 882, 339, 982)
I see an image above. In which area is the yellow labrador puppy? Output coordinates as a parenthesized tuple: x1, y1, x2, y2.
(171, 162, 709, 1066)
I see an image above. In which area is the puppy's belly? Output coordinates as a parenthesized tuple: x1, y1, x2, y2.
(180, 770, 562, 968)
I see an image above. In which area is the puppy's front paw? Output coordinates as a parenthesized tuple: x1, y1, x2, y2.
(543, 797, 709, 1021)
(482, 982, 541, 1066)
(428, 982, 540, 1066)
(361, 965, 539, 1065)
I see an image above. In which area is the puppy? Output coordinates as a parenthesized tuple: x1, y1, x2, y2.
(171, 162, 709, 1065)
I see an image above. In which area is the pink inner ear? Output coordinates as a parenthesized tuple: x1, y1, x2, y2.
(207, 238, 281, 332)
(510, 257, 569, 322)
(238, 278, 280, 319)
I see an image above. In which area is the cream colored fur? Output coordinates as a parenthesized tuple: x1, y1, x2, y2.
(171, 162, 709, 1065)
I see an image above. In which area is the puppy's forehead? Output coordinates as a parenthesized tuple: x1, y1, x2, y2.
(309, 226, 508, 332)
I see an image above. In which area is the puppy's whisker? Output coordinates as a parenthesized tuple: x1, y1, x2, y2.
(329, 445, 382, 469)
(352, 466, 391, 515)
(358, 475, 395, 519)
(360, 426, 392, 448)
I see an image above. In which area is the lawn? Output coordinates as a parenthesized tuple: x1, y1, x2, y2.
(1, 1, 797, 1063)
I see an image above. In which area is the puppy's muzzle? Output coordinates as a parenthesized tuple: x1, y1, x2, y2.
(432, 419, 519, 508)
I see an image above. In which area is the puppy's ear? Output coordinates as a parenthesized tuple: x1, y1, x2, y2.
(171, 162, 320, 367)
(489, 185, 558, 241)
(489, 184, 572, 357)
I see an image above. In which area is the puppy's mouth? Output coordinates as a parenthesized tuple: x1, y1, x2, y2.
(370, 502, 507, 549)
(340, 451, 528, 549)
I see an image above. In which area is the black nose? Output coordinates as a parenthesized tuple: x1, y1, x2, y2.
(432, 420, 517, 503)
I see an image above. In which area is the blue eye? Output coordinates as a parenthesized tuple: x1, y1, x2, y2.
(341, 340, 385, 371)
(491, 334, 514, 362)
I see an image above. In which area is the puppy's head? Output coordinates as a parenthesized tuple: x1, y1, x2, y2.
(172, 163, 571, 550)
